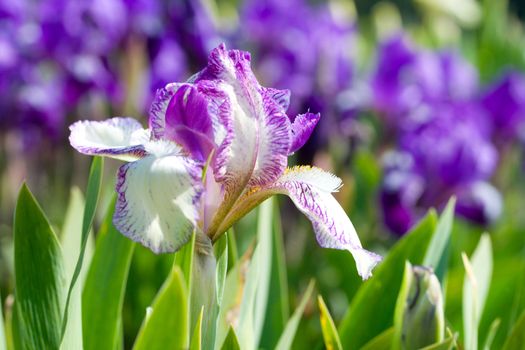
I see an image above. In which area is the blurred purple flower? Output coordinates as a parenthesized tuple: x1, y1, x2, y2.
(481, 71, 525, 142)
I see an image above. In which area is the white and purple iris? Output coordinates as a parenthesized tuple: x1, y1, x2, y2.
(69, 44, 381, 279)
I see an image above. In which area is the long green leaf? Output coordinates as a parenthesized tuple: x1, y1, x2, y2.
(318, 296, 343, 350)
(463, 234, 493, 350)
(82, 198, 135, 350)
(215, 233, 229, 308)
(60, 188, 94, 350)
(502, 309, 525, 350)
(221, 327, 241, 350)
(133, 267, 188, 350)
(482, 318, 501, 350)
(260, 201, 289, 349)
(275, 280, 315, 350)
(338, 211, 438, 349)
(423, 198, 456, 282)
(236, 198, 274, 350)
(62, 156, 104, 339)
(14, 184, 66, 350)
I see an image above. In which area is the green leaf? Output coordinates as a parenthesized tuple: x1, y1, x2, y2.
(502, 309, 525, 350)
(483, 319, 500, 350)
(59, 187, 94, 350)
(14, 184, 66, 350)
(190, 307, 204, 350)
(420, 331, 457, 350)
(174, 232, 196, 290)
(423, 198, 455, 282)
(338, 211, 438, 349)
(237, 198, 274, 350)
(318, 296, 343, 350)
(260, 201, 290, 349)
(215, 232, 229, 308)
(361, 328, 394, 350)
(275, 280, 315, 350)
(221, 327, 241, 350)
(134, 267, 189, 350)
(62, 157, 104, 339)
(82, 198, 135, 350)
(463, 234, 493, 350)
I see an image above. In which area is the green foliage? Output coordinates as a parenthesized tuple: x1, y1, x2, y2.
(221, 327, 241, 350)
(133, 267, 188, 350)
(338, 210, 438, 349)
(62, 156, 104, 341)
(502, 309, 525, 350)
(275, 280, 315, 350)
(82, 198, 135, 350)
(463, 235, 493, 350)
(318, 296, 343, 350)
(13, 184, 66, 350)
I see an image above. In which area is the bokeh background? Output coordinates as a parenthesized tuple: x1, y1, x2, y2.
(1, 0, 525, 348)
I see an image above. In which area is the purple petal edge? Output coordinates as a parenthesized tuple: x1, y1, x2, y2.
(289, 112, 320, 154)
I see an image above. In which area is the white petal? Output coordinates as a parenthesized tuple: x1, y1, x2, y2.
(69, 117, 150, 161)
(113, 152, 203, 253)
(274, 166, 381, 279)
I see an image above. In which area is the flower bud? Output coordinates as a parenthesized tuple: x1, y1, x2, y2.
(396, 262, 445, 349)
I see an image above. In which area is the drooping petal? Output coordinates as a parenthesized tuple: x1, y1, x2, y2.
(113, 143, 203, 253)
(69, 117, 150, 161)
(219, 166, 381, 279)
(274, 166, 381, 279)
(289, 112, 320, 154)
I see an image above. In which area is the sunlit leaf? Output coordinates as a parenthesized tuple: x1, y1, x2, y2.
(237, 198, 274, 350)
(275, 280, 315, 350)
(190, 307, 204, 350)
(318, 295, 343, 350)
(483, 318, 500, 350)
(134, 267, 188, 350)
(14, 184, 66, 350)
(221, 327, 241, 350)
(60, 187, 94, 350)
(62, 156, 104, 339)
(82, 198, 135, 350)
(338, 211, 438, 349)
(361, 327, 394, 350)
(463, 234, 493, 350)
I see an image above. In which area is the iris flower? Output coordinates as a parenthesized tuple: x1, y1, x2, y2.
(69, 44, 381, 279)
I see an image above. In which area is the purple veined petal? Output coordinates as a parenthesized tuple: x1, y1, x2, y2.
(113, 148, 203, 253)
(164, 84, 215, 161)
(275, 166, 381, 279)
(262, 87, 291, 112)
(289, 112, 320, 154)
(219, 166, 382, 279)
(194, 44, 292, 194)
(69, 117, 150, 161)
(149, 83, 181, 139)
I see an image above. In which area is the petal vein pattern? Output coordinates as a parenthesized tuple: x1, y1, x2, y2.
(114, 153, 203, 254)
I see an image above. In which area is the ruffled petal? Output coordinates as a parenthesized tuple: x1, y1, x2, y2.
(197, 44, 291, 188)
(289, 113, 320, 154)
(148, 83, 181, 140)
(220, 166, 381, 279)
(69, 117, 149, 161)
(263, 87, 291, 112)
(113, 146, 203, 253)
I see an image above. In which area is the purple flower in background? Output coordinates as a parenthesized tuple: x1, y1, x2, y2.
(69, 44, 381, 279)
(481, 71, 525, 142)
(239, 0, 356, 141)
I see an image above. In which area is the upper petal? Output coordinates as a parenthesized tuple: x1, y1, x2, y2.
(196, 44, 291, 188)
(113, 147, 203, 253)
(69, 117, 149, 161)
(289, 112, 320, 154)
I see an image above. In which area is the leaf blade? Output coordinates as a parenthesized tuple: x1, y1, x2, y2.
(318, 296, 343, 350)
